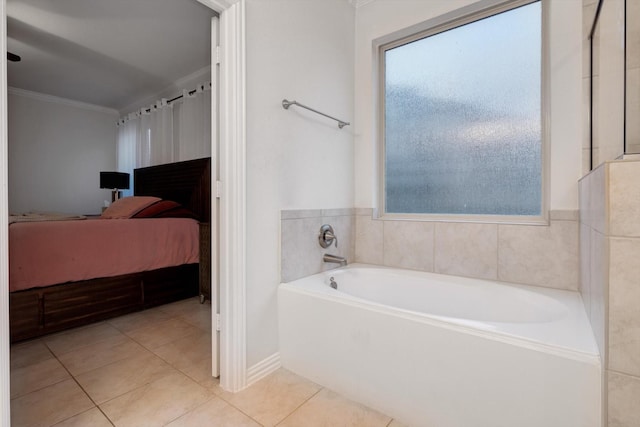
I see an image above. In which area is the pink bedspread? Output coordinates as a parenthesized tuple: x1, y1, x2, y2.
(9, 218, 199, 292)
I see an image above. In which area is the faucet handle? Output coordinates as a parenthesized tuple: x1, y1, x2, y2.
(319, 224, 338, 248)
(324, 230, 338, 248)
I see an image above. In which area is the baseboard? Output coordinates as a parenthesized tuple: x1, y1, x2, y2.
(246, 352, 281, 387)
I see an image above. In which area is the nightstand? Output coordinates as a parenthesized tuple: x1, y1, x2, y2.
(199, 222, 211, 303)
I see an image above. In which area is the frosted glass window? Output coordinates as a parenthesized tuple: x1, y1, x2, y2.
(383, 1, 541, 216)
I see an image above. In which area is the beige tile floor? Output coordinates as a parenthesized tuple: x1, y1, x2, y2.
(10, 297, 407, 427)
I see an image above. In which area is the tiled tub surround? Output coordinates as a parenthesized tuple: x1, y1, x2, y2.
(279, 265, 600, 427)
(355, 209, 580, 291)
(282, 208, 579, 291)
(580, 159, 640, 426)
(281, 209, 355, 282)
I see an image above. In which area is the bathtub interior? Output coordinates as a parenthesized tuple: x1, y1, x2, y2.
(290, 264, 599, 358)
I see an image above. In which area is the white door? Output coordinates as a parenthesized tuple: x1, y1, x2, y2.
(210, 14, 220, 378)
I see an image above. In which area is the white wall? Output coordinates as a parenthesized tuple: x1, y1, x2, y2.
(354, 0, 583, 211)
(245, 0, 354, 367)
(8, 89, 118, 215)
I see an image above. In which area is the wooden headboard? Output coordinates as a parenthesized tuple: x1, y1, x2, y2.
(134, 157, 211, 223)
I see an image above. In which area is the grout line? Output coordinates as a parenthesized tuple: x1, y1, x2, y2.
(210, 391, 267, 425)
(162, 394, 218, 426)
(273, 387, 324, 426)
(49, 349, 116, 426)
(12, 298, 211, 426)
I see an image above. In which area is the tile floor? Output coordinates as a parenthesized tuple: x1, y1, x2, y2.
(10, 297, 406, 427)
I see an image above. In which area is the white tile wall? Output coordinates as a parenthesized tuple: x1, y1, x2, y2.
(280, 209, 355, 283)
(434, 223, 498, 280)
(609, 161, 640, 237)
(352, 212, 580, 291)
(354, 213, 383, 265)
(608, 371, 640, 427)
(382, 221, 434, 272)
(579, 160, 640, 425)
(498, 220, 579, 290)
(608, 237, 640, 377)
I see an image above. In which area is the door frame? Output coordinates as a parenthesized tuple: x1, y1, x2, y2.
(0, 1, 247, 423)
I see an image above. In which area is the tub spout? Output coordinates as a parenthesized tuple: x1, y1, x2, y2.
(323, 253, 347, 266)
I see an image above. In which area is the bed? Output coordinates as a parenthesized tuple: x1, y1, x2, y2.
(9, 157, 211, 343)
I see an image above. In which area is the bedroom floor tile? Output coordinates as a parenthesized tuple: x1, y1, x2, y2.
(99, 371, 212, 427)
(52, 407, 113, 427)
(10, 339, 54, 370)
(156, 296, 205, 317)
(107, 307, 174, 333)
(124, 317, 202, 350)
(43, 322, 125, 356)
(56, 334, 149, 376)
(178, 305, 213, 331)
(74, 351, 174, 404)
(151, 331, 213, 382)
(10, 300, 405, 427)
(10, 357, 71, 399)
(11, 379, 95, 427)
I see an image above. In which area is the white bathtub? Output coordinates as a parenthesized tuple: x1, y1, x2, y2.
(278, 264, 601, 427)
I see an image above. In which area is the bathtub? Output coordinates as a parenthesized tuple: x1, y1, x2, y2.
(278, 264, 601, 427)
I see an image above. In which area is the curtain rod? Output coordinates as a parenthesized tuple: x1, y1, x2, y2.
(166, 81, 212, 104)
(139, 82, 212, 114)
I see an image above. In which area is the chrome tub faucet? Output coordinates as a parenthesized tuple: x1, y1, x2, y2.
(323, 253, 347, 266)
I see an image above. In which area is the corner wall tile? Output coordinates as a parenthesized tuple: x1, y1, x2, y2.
(550, 210, 579, 221)
(281, 217, 323, 282)
(608, 237, 640, 376)
(580, 223, 592, 319)
(591, 162, 607, 234)
(590, 229, 608, 361)
(498, 221, 579, 290)
(434, 222, 497, 280)
(608, 371, 640, 427)
(355, 215, 383, 265)
(609, 161, 640, 237)
(579, 174, 591, 225)
(626, 69, 640, 151)
(382, 221, 434, 272)
(582, 148, 592, 177)
(354, 208, 373, 216)
(627, 0, 640, 69)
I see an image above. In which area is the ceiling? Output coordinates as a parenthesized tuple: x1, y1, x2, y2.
(7, 0, 217, 112)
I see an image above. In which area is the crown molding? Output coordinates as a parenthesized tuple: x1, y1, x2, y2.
(8, 87, 119, 115)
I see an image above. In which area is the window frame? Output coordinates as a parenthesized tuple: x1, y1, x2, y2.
(375, 0, 549, 225)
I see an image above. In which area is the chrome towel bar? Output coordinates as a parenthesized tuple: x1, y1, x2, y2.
(282, 99, 350, 129)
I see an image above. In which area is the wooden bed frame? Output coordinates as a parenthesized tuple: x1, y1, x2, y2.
(9, 157, 211, 343)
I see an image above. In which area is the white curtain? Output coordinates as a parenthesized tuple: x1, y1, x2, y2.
(117, 83, 210, 177)
(138, 99, 174, 168)
(176, 83, 211, 161)
(116, 113, 139, 197)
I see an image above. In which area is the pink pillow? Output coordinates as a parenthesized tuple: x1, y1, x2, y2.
(101, 196, 161, 219)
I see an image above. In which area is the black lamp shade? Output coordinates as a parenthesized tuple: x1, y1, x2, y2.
(100, 172, 130, 190)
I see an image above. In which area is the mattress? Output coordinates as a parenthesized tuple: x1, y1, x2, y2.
(9, 217, 199, 292)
